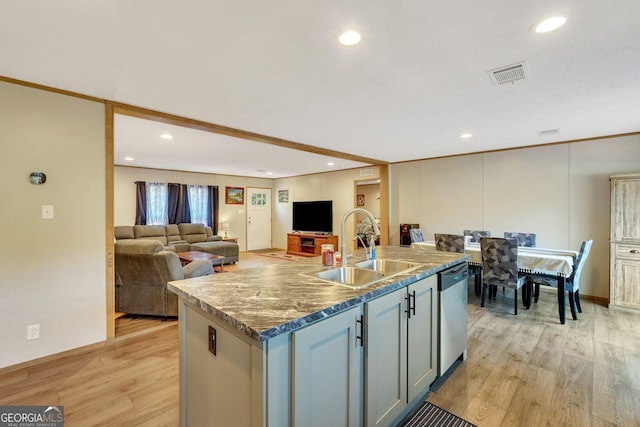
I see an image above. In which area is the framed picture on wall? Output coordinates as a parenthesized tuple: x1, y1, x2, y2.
(225, 187, 244, 204)
(278, 190, 289, 203)
(357, 194, 365, 206)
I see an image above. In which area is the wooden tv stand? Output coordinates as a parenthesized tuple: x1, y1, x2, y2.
(286, 232, 339, 257)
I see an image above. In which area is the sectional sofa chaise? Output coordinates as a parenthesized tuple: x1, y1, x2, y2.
(114, 223, 239, 264)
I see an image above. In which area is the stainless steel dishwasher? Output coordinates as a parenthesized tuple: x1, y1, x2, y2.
(437, 263, 468, 377)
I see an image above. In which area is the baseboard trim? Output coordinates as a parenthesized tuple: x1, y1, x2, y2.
(0, 340, 108, 375)
(537, 287, 609, 307)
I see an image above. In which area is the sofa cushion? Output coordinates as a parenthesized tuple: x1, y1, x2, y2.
(114, 226, 135, 240)
(134, 225, 169, 245)
(183, 260, 215, 278)
(165, 224, 185, 243)
(178, 223, 208, 243)
(115, 239, 164, 255)
(190, 241, 239, 262)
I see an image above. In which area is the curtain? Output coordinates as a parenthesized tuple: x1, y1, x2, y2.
(177, 184, 191, 224)
(146, 182, 169, 225)
(135, 181, 147, 225)
(208, 185, 219, 234)
(188, 185, 209, 225)
(167, 183, 180, 224)
(168, 183, 191, 224)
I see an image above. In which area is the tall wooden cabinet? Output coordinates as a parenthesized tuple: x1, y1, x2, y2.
(610, 174, 640, 310)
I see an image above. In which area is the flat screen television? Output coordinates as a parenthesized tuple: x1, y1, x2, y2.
(292, 200, 333, 234)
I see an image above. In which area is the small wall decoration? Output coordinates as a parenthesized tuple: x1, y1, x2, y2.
(356, 194, 365, 206)
(278, 190, 289, 203)
(225, 187, 244, 204)
(29, 172, 47, 185)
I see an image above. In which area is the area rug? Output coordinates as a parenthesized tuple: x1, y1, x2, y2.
(400, 401, 476, 427)
(256, 251, 313, 261)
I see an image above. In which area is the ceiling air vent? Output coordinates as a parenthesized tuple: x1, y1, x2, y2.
(488, 61, 528, 85)
(537, 129, 560, 137)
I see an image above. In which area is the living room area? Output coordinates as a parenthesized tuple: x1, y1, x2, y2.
(112, 145, 385, 338)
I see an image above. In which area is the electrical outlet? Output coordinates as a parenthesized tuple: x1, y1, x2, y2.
(208, 326, 216, 355)
(27, 324, 40, 340)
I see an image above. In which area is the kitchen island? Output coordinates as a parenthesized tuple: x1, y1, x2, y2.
(168, 246, 468, 427)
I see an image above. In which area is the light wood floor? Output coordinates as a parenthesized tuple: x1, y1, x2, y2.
(2, 252, 639, 426)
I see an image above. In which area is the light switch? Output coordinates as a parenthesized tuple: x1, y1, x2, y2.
(41, 205, 54, 219)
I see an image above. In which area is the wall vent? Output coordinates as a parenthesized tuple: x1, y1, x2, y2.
(359, 168, 374, 177)
(537, 129, 560, 137)
(488, 61, 528, 85)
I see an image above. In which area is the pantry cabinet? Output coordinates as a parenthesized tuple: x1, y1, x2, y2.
(610, 174, 640, 310)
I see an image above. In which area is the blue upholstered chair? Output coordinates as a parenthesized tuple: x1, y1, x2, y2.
(480, 237, 529, 315)
(464, 229, 491, 243)
(529, 239, 593, 320)
(409, 228, 424, 243)
(504, 232, 537, 247)
(435, 233, 483, 297)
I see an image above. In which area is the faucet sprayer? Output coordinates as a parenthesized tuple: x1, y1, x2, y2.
(341, 208, 380, 266)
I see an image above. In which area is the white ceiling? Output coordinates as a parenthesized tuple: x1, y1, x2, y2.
(2, 1, 639, 177)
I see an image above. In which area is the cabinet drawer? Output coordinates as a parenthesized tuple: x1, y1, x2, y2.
(616, 244, 640, 261)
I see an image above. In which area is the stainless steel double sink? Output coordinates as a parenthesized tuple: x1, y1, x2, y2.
(301, 259, 423, 289)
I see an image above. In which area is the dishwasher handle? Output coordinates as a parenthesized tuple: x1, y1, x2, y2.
(439, 264, 469, 291)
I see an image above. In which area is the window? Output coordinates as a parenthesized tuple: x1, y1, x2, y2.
(147, 182, 168, 225)
(188, 185, 209, 225)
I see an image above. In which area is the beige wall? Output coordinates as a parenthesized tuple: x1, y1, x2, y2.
(114, 166, 273, 251)
(389, 134, 640, 300)
(0, 81, 106, 369)
(274, 167, 382, 250)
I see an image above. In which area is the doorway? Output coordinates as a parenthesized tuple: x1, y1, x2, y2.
(246, 187, 272, 251)
(354, 180, 381, 249)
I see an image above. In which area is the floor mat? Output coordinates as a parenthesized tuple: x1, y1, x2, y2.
(400, 401, 476, 427)
(255, 251, 313, 261)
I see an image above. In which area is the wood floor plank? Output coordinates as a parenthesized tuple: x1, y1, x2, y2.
(592, 340, 640, 427)
(546, 353, 593, 427)
(501, 364, 555, 427)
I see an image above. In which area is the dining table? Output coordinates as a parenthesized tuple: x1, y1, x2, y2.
(410, 241, 579, 324)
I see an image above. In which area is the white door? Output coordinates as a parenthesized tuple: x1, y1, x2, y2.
(246, 187, 272, 251)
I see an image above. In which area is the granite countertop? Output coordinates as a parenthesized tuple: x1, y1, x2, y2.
(168, 245, 469, 342)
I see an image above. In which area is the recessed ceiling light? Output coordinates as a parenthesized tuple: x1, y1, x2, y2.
(460, 133, 473, 139)
(327, 162, 336, 166)
(534, 16, 566, 33)
(124, 156, 135, 161)
(160, 133, 173, 140)
(338, 30, 361, 46)
(267, 171, 273, 175)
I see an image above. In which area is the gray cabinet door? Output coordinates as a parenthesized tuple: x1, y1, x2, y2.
(292, 305, 364, 427)
(365, 287, 408, 426)
(407, 276, 438, 403)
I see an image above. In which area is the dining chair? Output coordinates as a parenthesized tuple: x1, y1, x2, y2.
(434, 233, 482, 296)
(464, 229, 491, 243)
(529, 239, 593, 320)
(409, 228, 424, 243)
(503, 232, 537, 247)
(480, 237, 529, 315)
